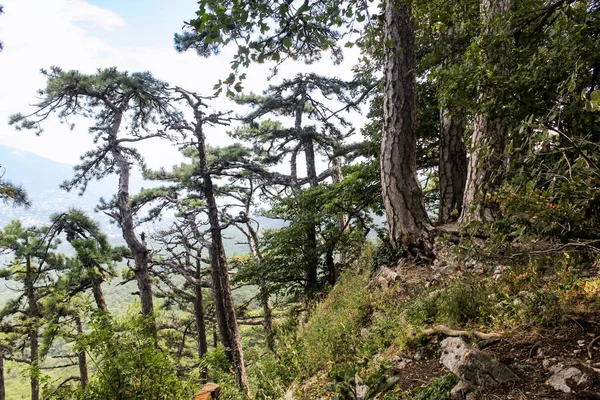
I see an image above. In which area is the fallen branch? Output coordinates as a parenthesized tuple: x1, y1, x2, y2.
(588, 335, 600, 360)
(417, 325, 503, 340)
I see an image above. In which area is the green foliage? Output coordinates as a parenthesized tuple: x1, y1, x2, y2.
(401, 374, 459, 400)
(298, 268, 371, 374)
(66, 310, 190, 400)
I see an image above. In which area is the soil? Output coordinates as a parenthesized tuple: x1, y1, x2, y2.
(372, 254, 600, 399)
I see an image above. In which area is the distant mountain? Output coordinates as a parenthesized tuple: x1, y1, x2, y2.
(0, 145, 147, 237)
(0, 145, 286, 247)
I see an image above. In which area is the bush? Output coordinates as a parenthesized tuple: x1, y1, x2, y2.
(68, 311, 190, 400)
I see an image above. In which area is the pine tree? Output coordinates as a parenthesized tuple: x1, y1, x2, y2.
(176, 0, 432, 252)
(10, 67, 177, 337)
(0, 221, 65, 400)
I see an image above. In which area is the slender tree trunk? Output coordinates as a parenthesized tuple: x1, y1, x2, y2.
(332, 156, 349, 265)
(297, 79, 320, 297)
(25, 255, 39, 400)
(381, 0, 432, 254)
(204, 173, 248, 392)
(0, 343, 5, 400)
(242, 218, 274, 352)
(110, 112, 155, 337)
(263, 298, 275, 352)
(439, 108, 467, 223)
(30, 327, 38, 400)
(190, 103, 248, 393)
(304, 136, 319, 297)
(194, 258, 208, 383)
(460, 0, 511, 225)
(74, 317, 88, 390)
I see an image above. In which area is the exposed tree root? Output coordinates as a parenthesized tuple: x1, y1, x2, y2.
(416, 325, 503, 340)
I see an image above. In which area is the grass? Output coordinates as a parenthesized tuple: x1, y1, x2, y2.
(249, 246, 600, 399)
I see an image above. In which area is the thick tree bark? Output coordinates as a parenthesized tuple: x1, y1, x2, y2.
(381, 0, 432, 253)
(74, 317, 88, 390)
(193, 258, 209, 383)
(91, 278, 108, 313)
(460, 0, 510, 225)
(439, 108, 467, 223)
(110, 111, 155, 337)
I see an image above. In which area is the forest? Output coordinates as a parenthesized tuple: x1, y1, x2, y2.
(0, 0, 599, 399)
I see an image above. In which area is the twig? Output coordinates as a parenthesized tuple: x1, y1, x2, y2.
(588, 336, 600, 360)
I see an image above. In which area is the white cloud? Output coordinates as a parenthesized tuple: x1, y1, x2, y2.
(65, 0, 126, 30)
(0, 0, 364, 174)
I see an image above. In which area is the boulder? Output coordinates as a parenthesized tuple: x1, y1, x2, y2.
(440, 337, 518, 398)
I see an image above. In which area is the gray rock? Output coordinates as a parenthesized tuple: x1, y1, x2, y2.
(440, 337, 519, 398)
(545, 364, 588, 393)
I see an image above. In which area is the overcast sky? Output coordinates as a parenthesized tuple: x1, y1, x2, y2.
(0, 0, 362, 173)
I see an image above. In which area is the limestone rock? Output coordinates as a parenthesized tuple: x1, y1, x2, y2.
(440, 337, 519, 398)
(368, 267, 399, 290)
(545, 363, 588, 393)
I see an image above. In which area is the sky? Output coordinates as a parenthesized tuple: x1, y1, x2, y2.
(0, 0, 363, 173)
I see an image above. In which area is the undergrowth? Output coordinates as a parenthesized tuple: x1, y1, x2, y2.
(251, 244, 600, 399)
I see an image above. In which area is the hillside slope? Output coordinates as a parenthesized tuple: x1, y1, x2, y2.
(251, 243, 600, 399)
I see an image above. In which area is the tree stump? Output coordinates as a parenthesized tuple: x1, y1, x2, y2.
(194, 383, 221, 400)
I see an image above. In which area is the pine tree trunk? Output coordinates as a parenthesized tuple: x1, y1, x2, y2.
(332, 156, 349, 264)
(460, 0, 510, 225)
(91, 277, 108, 313)
(205, 173, 248, 392)
(263, 298, 275, 352)
(439, 108, 467, 223)
(461, 116, 505, 224)
(381, 0, 432, 253)
(25, 255, 39, 400)
(30, 328, 38, 400)
(75, 317, 88, 390)
(190, 102, 248, 393)
(296, 80, 320, 297)
(304, 137, 319, 297)
(110, 111, 155, 337)
(194, 258, 208, 383)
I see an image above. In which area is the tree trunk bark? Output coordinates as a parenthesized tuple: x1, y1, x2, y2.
(263, 298, 275, 352)
(332, 156, 349, 265)
(295, 79, 320, 297)
(460, 0, 510, 225)
(194, 258, 209, 383)
(381, 0, 432, 254)
(205, 173, 248, 393)
(439, 108, 467, 223)
(25, 254, 39, 400)
(304, 136, 319, 297)
(190, 100, 248, 393)
(74, 316, 88, 390)
(110, 112, 155, 338)
(91, 277, 108, 313)
(30, 328, 38, 400)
